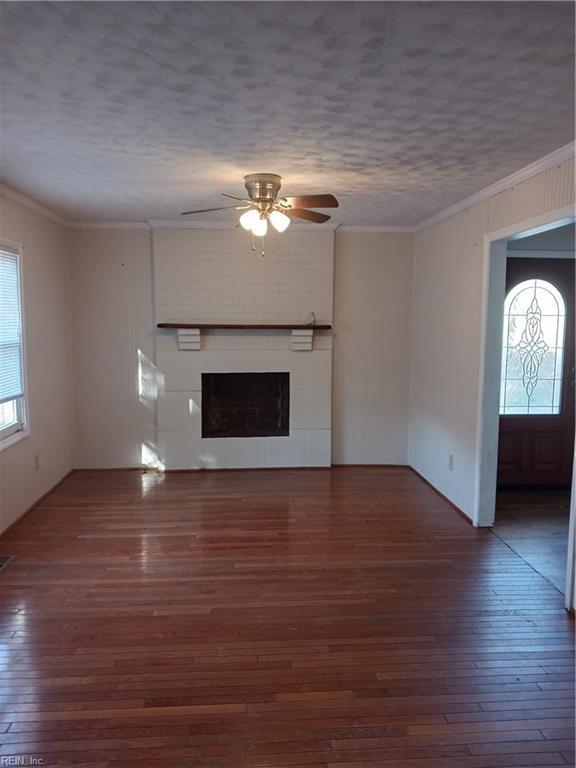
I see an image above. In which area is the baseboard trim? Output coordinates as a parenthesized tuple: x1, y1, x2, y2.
(74, 466, 146, 471)
(75, 466, 333, 473)
(407, 466, 473, 525)
(164, 466, 333, 473)
(0, 469, 74, 538)
(331, 463, 410, 469)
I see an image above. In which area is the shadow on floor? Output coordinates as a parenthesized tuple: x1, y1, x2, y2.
(494, 489, 571, 594)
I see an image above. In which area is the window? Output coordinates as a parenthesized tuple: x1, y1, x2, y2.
(500, 278, 566, 415)
(0, 246, 26, 444)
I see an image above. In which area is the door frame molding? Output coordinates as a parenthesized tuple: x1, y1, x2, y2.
(473, 205, 575, 609)
(566, 445, 576, 609)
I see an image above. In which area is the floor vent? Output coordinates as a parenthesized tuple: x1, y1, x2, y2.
(0, 556, 14, 572)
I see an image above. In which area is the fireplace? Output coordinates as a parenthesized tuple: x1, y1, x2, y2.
(202, 372, 290, 438)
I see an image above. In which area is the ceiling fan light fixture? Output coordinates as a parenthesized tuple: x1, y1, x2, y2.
(251, 215, 268, 238)
(183, 173, 338, 251)
(269, 209, 291, 233)
(239, 208, 260, 231)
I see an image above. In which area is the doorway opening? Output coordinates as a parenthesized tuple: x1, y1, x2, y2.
(475, 212, 575, 608)
(494, 230, 574, 592)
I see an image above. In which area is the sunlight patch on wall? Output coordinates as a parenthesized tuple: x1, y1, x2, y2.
(138, 350, 164, 409)
(141, 441, 165, 471)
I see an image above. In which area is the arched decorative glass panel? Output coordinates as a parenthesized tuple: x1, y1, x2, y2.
(500, 278, 566, 415)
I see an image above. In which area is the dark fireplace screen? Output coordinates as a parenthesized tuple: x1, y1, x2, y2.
(202, 372, 289, 438)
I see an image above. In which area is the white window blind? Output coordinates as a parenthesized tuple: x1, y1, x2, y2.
(0, 248, 24, 405)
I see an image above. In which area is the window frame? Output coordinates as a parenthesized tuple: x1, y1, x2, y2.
(0, 241, 29, 451)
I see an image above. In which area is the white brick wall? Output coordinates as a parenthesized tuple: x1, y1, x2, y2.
(153, 228, 334, 325)
(152, 227, 334, 469)
(157, 348, 332, 469)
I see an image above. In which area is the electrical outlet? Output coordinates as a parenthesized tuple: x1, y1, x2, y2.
(34, 453, 40, 471)
(448, 454, 454, 471)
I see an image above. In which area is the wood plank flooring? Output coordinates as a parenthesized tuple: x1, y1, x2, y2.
(0, 467, 573, 767)
(494, 491, 571, 594)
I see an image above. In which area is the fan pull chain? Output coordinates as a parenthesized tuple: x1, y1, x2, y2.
(250, 231, 265, 257)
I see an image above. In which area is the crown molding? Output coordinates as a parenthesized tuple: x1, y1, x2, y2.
(68, 221, 150, 230)
(0, 182, 67, 226)
(336, 225, 413, 233)
(414, 142, 575, 233)
(148, 219, 339, 231)
(149, 219, 239, 230)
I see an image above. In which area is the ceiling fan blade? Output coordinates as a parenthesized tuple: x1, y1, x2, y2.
(281, 194, 339, 209)
(222, 193, 249, 202)
(285, 208, 331, 224)
(180, 205, 247, 215)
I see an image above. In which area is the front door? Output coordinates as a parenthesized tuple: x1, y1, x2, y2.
(497, 257, 575, 489)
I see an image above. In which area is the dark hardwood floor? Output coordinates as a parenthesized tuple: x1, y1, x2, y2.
(494, 490, 571, 595)
(0, 467, 573, 767)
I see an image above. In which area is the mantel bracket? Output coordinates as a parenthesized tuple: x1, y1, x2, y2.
(163, 325, 322, 352)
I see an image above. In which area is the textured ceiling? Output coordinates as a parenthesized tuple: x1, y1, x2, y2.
(0, 1, 574, 225)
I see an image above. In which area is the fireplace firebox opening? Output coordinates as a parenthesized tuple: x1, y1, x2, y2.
(202, 372, 289, 438)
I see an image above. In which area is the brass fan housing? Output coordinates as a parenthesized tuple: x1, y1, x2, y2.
(244, 173, 282, 206)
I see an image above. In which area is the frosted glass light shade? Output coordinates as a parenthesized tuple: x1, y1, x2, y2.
(252, 216, 268, 237)
(269, 210, 291, 233)
(239, 209, 260, 231)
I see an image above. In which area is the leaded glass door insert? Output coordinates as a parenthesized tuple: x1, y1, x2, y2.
(500, 278, 566, 415)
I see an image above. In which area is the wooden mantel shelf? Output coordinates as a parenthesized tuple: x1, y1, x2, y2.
(158, 322, 330, 351)
(157, 323, 332, 330)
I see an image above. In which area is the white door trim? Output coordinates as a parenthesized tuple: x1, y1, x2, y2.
(566, 446, 576, 609)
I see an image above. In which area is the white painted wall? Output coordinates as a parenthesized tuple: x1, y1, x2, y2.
(0, 195, 74, 532)
(69, 226, 337, 468)
(409, 158, 575, 519)
(332, 232, 413, 464)
(68, 228, 155, 468)
(69, 227, 416, 469)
